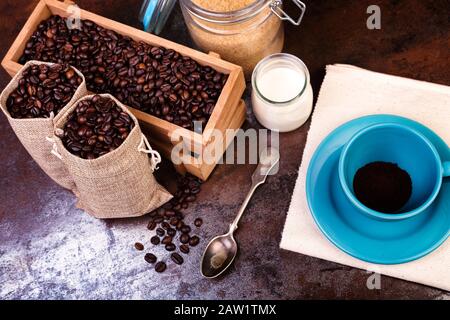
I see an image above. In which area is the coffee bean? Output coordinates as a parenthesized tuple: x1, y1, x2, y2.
(180, 234, 190, 244)
(6, 63, 81, 119)
(147, 221, 157, 230)
(60, 95, 134, 159)
(134, 242, 144, 251)
(190, 187, 200, 194)
(154, 216, 164, 223)
(171, 253, 184, 265)
(186, 195, 196, 202)
(161, 236, 173, 245)
(19, 15, 228, 130)
(161, 222, 171, 230)
(167, 228, 176, 237)
(180, 244, 190, 254)
(144, 253, 157, 264)
(155, 261, 167, 273)
(150, 236, 160, 245)
(189, 236, 200, 247)
(176, 221, 184, 231)
(156, 228, 165, 237)
(169, 217, 179, 226)
(181, 225, 191, 234)
(164, 210, 176, 218)
(165, 243, 176, 252)
(156, 207, 165, 216)
(194, 218, 203, 227)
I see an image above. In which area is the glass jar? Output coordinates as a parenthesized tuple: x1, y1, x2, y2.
(180, 0, 306, 78)
(251, 53, 313, 132)
(139, 0, 177, 35)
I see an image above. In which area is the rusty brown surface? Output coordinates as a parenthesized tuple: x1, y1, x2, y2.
(0, 0, 448, 299)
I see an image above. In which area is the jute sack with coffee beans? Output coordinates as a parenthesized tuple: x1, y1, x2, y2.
(0, 60, 87, 190)
(51, 94, 172, 219)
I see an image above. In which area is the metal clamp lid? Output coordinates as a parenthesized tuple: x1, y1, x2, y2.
(269, 0, 306, 26)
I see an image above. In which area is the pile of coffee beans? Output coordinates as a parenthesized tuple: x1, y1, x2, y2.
(20, 15, 228, 131)
(6, 63, 82, 119)
(59, 95, 134, 159)
(135, 173, 203, 273)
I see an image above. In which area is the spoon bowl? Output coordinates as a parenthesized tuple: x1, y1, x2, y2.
(201, 230, 237, 278)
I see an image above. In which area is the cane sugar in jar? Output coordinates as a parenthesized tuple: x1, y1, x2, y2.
(180, 0, 285, 78)
(251, 53, 313, 132)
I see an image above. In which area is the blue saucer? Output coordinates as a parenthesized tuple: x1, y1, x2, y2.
(306, 115, 450, 264)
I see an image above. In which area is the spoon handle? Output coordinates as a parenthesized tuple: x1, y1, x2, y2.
(229, 148, 280, 233)
(229, 183, 260, 233)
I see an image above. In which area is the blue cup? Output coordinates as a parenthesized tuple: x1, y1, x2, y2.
(339, 123, 450, 221)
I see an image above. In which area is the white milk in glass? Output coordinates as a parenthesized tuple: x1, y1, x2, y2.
(251, 54, 313, 132)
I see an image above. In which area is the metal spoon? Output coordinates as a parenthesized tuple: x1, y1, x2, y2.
(200, 148, 280, 278)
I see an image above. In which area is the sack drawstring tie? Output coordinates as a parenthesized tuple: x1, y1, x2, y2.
(46, 136, 62, 160)
(138, 134, 161, 171)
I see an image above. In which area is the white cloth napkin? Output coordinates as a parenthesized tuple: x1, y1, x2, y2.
(280, 64, 450, 291)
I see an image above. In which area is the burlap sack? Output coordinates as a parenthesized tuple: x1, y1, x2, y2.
(52, 94, 172, 219)
(0, 60, 87, 190)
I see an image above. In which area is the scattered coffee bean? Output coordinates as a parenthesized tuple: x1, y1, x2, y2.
(164, 210, 176, 218)
(161, 222, 170, 230)
(171, 253, 184, 265)
(20, 15, 228, 131)
(155, 261, 167, 273)
(169, 217, 179, 226)
(165, 243, 176, 252)
(175, 211, 184, 220)
(59, 95, 134, 159)
(180, 244, 190, 254)
(189, 236, 200, 247)
(176, 221, 184, 231)
(186, 195, 196, 202)
(150, 236, 160, 245)
(134, 242, 144, 251)
(154, 216, 164, 223)
(144, 253, 157, 264)
(194, 218, 203, 227)
(181, 225, 191, 234)
(6, 63, 82, 119)
(180, 233, 190, 244)
(167, 228, 176, 237)
(156, 207, 165, 216)
(161, 236, 173, 245)
(156, 228, 165, 237)
(147, 221, 157, 230)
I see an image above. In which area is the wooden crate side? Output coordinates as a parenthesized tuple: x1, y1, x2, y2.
(199, 99, 247, 180)
(127, 106, 202, 144)
(203, 66, 245, 141)
(1, 0, 51, 76)
(143, 100, 246, 181)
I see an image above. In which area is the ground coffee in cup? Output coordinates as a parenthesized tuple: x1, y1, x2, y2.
(353, 161, 412, 213)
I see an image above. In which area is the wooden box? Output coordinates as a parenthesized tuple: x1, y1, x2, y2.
(1, 0, 246, 180)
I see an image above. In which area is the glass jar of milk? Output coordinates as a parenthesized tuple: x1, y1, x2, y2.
(251, 53, 313, 132)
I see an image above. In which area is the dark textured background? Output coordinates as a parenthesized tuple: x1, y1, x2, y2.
(0, 0, 449, 299)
